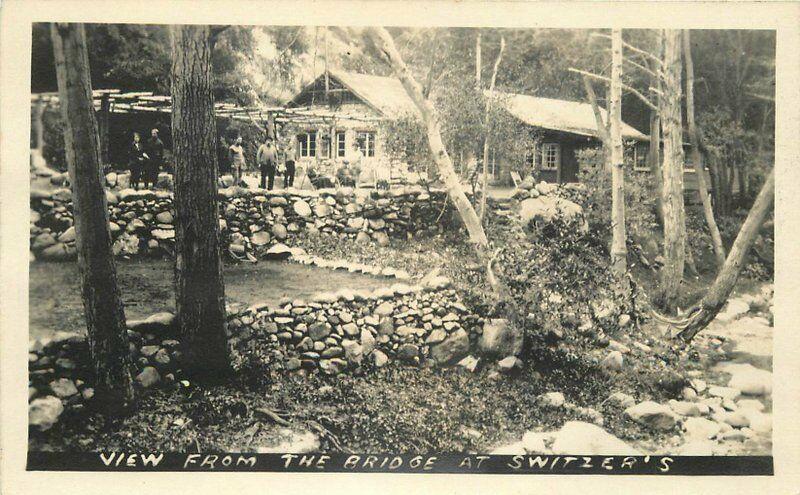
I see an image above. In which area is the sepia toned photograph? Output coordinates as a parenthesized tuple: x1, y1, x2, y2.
(1, 0, 794, 487)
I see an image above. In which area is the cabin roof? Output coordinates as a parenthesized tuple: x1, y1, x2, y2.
(489, 91, 649, 141)
(288, 70, 420, 119)
(289, 71, 649, 141)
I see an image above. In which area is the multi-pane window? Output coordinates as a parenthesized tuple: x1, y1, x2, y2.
(541, 143, 560, 171)
(526, 142, 543, 169)
(298, 132, 317, 157)
(356, 131, 376, 157)
(336, 131, 347, 158)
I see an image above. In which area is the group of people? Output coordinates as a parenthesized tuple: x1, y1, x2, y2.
(127, 129, 374, 192)
(218, 135, 298, 191)
(127, 129, 165, 190)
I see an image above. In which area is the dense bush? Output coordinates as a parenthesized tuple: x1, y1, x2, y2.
(493, 218, 639, 347)
(575, 147, 659, 244)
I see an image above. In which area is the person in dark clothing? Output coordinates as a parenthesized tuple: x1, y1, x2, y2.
(145, 128, 165, 189)
(283, 139, 298, 188)
(128, 132, 147, 190)
(217, 136, 230, 176)
(256, 136, 277, 190)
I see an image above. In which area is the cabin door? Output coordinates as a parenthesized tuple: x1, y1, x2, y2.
(560, 144, 580, 183)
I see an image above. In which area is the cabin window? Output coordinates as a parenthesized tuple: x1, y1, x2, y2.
(356, 131, 376, 157)
(541, 143, 560, 171)
(298, 132, 317, 158)
(336, 131, 347, 158)
(526, 142, 543, 170)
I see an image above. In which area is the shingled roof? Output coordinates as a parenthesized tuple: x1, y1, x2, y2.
(288, 70, 419, 119)
(290, 70, 649, 141)
(489, 91, 649, 141)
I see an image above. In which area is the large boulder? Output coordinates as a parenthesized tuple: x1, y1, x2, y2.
(31, 232, 57, 251)
(430, 328, 470, 365)
(716, 362, 772, 396)
(58, 226, 76, 243)
(40, 242, 74, 261)
(29, 396, 64, 431)
(624, 401, 678, 431)
(265, 243, 293, 260)
(519, 196, 587, 232)
(127, 312, 176, 335)
(551, 421, 640, 455)
(478, 319, 523, 357)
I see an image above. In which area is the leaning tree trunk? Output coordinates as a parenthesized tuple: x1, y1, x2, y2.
(51, 23, 135, 409)
(672, 168, 774, 342)
(170, 25, 231, 379)
(364, 27, 508, 298)
(609, 29, 627, 276)
(659, 30, 686, 313)
(683, 29, 726, 269)
(364, 27, 489, 248)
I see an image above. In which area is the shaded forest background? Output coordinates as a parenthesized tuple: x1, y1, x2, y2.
(31, 25, 775, 208)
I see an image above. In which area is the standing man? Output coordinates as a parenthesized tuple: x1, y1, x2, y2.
(217, 135, 230, 177)
(284, 138, 297, 188)
(229, 136, 246, 187)
(145, 128, 165, 189)
(128, 131, 146, 190)
(256, 135, 277, 190)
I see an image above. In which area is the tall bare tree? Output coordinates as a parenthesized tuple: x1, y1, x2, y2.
(51, 23, 134, 409)
(170, 24, 231, 378)
(609, 29, 627, 276)
(659, 30, 686, 313)
(663, 168, 774, 342)
(683, 29, 726, 269)
(479, 36, 505, 222)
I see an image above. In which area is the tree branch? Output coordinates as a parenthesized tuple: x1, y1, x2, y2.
(581, 75, 610, 145)
(569, 67, 659, 112)
(591, 32, 662, 67)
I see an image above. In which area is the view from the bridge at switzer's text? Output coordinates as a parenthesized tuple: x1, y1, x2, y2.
(28, 23, 774, 462)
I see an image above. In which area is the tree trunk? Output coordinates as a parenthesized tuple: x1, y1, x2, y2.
(683, 30, 726, 269)
(480, 36, 505, 222)
(34, 98, 45, 153)
(475, 30, 482, 89)
(673, 168, 774, 342)
(170, 24, 231, 379)
(51, 23, 134, 410)
(365, 27, 489, 248)
(609, 29, 627, 276)
(659, 30, 686, 313)
(98, 93, 110, 166)
(648, 66, 664, 226)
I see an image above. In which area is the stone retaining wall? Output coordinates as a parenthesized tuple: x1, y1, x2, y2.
(30, 185, 456, 261)
(28, 273, 495, 430)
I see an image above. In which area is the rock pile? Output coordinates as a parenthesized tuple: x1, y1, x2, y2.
(227, 276, 482, 373)
(30, 185, 454, 262)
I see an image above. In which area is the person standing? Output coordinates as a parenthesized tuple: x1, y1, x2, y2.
(229, 136, 246, 187)
(283, 138, 297, 188)
(348, 141, 364, 187)
(128, 132, 147, 190)
(256, 136, 277, 190)
(145, 128, 165, 189)
(217, 136, 230, 177)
